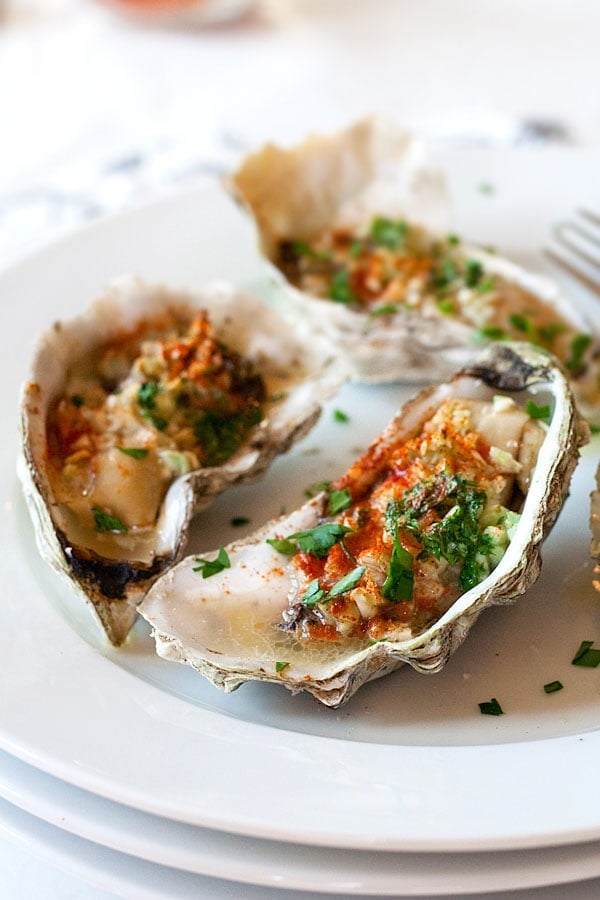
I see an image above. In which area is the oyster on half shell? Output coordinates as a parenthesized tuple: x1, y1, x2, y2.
(229, 119, 600, 423)
(19, 277, 347, 645)
(140, 343, 589, 707)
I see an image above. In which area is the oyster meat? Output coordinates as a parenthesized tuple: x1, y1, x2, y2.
(19, 277, 347, 645)
(229, 119, 600, 422)
(140, 343, 589, 706)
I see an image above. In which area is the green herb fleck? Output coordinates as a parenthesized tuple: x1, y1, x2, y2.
(446, 234, 461, 246)
(369, 303, 399, 317)
(193, 547, 231, 578)
(509, 314, 537, 342)
(437, 298, 455, 315)
(475, 325, 507, 342)
(591, 424, 600, 435)
(329, 488, 352, 515)
(479, 697, 503, 715)
(572, 640, 600, 667)
(328, 565, 366, 598)
(275, 661, 290, 673)
(538, 322, 566, 344)
(478, 182, 494, 195)
(289, 523, 352, 558)
(525, 400, 551, 422)
(266, 537, 298, 556)
(70, 394, 85, 408)
(369, 217, 408, 250)
(465, 259, 484, 288)
(566, 333, 592, 373)
(137, 382, 168, 431)
(304, 480, 331, 498)
(117, 446, 149, 460)
(329, 269, 357, 305)
(301, 579, 326, 608)
(92, 506, 128, 533)
(333, 409, 350, 423)
(381, 539, 414, 602)
(544, 680, 563, 694)
(477, 277, 496, 294)
(193, 406, 263, 467)
(349, 240, 363, 259)
(292, 240, 331, 261)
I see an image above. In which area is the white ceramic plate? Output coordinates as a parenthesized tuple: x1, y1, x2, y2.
(4, 747, 600, 897)
(2, 152, 600, 854)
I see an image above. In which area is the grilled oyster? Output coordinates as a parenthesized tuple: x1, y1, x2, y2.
(229, 119, 600, 421)
(19, 277, 347, 645)
(140, 343, 589, 706)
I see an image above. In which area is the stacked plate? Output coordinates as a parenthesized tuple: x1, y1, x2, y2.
(2, 157, 600, 898)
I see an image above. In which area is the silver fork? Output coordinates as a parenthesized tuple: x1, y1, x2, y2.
(545, 209, 600, 297)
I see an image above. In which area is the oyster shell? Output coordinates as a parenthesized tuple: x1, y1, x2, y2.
(140, 343, 589, 706)
(19, 277, 347, 645)
(592, 461, 600, 591)
(229, 119, 600, 422)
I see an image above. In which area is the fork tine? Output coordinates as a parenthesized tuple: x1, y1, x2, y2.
(545, 209, 600, 297)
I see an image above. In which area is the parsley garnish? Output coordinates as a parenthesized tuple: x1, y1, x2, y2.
(328, 488, 352, 515)
(193, 406, 263, 467)
(385, 473, 492, 592)
(266, 537, 298, 555)
(571, 640, 600, 667)
(329, 269, 357, 305)
(381, 539, 414, 601)
(333, 409, 349, 423)
(70, 394, 85, 408)
(301, 579, 327, 608)
(479, 697, 503, 715)
(509, 313, 537, 342)
(369, 217, 409, 250)
(193, 547, 231, 578)
(446, 234, 461, 246)
(328, 565, 366, 598)
(92, 506, 128, 533)
(292, 241, 331, 261)
(525, 400, 551, 422)
(369, 303, 399, 317)
(475, 325, 507, 341)
(288, 523, 352, 558)
(544, 681, 563, 694)
(437, 298, 455, 315)
(137, 382, 168, 431)
(275, 661, 290, 673)
(566, 333, 592, 373)
(465, 259, 484, 288)
(304, 480, 331, 498)
(117, 446, 149, 460)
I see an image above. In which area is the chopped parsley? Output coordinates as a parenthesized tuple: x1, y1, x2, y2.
(117, 446, 149, 460)
(509, 313, 537, 342)
(544, 680, 563, 694)
(193, 547, 231, 578)
(301, 579, 327, 608)
(292, 240, 331, 261)
(328, 565, 366, 598)
(301, 567, 366, 608)
(369, 303, 399, 317)
(288, 523, 353, 559)
(369, 217, 409, 250)
(465, 259, 484, 288)
(385, 473, 492, 592)
(437, 298, 455, 315)
(329, 269, 357, 305)
(70, 394, 85, 408)
(137, 381, 168, 431)
(333, 409, 350, 423)
(478, 182, 495, 195)
(193, 406, 263, 467)
(381, 538, 414, 602)
(525, 400, 551, 422)
(266, 537, 298, 555)
(328, 488, 352, 515)
(571, 640, 600, 667)
(566, 333, 592, 373)
(479, 697, 503, 715)
(275, 661, 290, 673)
(92, 506, 128, 533)
(304, 480, 331, 498)
(475, 325, 507, 341)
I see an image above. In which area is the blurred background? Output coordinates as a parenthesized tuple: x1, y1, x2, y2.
(1, 0, 599, 268)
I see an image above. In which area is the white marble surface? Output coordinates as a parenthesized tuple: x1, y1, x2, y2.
(2, 1, 600, 896)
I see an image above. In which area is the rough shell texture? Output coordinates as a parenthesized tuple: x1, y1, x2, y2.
(140, 343, 589, 707)
(592, 461, 600, 591)
(18, 277, 348, 645)
(229, 118, 600, 419)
